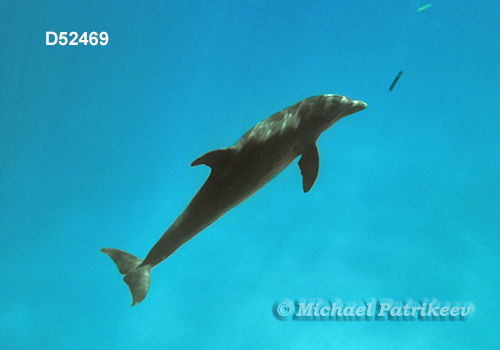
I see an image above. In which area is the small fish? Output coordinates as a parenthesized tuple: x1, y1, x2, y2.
(417, 3, 432, 12)
(389, 70, 403, 91)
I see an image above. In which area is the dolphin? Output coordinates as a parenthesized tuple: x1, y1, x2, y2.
(101, 94, 367, 306)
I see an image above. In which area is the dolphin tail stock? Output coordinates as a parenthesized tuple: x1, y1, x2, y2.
(101, 247, 152, 306)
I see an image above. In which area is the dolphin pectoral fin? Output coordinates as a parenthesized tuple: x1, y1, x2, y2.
(298, 143, 319, 193)
(101, 248, 151, 306)
(191, 148, 233, 169)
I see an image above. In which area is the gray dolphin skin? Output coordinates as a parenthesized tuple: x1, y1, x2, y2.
(101, 94, 367, 306)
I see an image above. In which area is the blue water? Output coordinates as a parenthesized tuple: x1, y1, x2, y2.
(1, 0, 499, 348)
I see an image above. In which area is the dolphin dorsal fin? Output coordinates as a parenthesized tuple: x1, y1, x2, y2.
(298, 143, 319, 192)
(191, 148, 233, 170)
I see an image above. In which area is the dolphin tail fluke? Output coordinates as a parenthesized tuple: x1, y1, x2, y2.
(101, 248, 152, 306)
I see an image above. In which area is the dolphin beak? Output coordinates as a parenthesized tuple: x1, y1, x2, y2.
(346, 99, 367, 115)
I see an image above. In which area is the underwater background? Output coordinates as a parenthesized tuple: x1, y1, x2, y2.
(1, 0, 499, 348)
